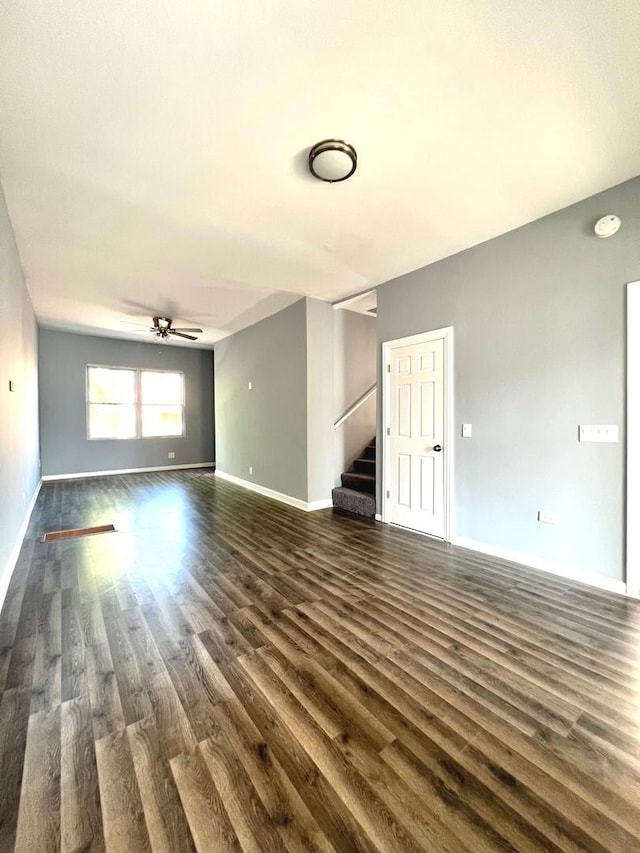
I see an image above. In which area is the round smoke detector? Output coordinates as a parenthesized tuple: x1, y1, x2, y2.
(594, 214, 621, 238)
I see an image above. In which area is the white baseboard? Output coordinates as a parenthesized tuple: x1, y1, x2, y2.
(215, 470, 332, 512)
(307, 499, 334, 511)
(452, 535, 627, 596)
(0, 479, 42, 615)
(42, 462, 215, 481)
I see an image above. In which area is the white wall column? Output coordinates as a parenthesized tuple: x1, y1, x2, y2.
(627, 281, 640, 596)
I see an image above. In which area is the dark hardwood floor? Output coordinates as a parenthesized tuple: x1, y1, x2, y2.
(1, 470, 639, 851)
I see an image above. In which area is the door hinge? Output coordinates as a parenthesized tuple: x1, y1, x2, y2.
(386, 427, 390, 436)
(386, 490, 390, 499)
(386, 364, 391, 373)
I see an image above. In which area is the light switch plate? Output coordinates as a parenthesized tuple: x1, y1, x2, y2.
(462, 423, 472, 438)
(538, 510, 558, 524)
(248, 381, 252, 390)
(579, 425, 618, 443)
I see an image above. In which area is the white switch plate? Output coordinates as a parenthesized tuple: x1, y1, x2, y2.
(578, 425, 618, 443)
(249, 466, 253, 475)
(538, 511, 558, 524)
(168, 451, 176, 459)
(462, 423, 472, 437)
(248, 381, 252, 390)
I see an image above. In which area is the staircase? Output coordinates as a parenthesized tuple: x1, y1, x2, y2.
(332, 438, 376, 518)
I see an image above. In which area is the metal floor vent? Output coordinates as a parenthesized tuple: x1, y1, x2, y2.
(41, 524, 116, 543)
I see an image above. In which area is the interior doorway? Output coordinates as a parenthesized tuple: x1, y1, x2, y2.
(382, 327, 453, 540)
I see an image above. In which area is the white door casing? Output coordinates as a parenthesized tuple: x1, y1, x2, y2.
(383, 327, 453, 540)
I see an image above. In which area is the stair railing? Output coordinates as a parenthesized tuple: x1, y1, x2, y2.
(333, 383, 376, 430)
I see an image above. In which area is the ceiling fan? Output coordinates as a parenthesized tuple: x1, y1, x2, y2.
(122, 316, 203, 341)
(149, 316, 203, 340)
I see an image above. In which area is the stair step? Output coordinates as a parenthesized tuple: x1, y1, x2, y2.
(341, 472, 376, 495)
(353, 458, 376, 475)
(363, 444, 376, 461)
(332, 487, 376, 518)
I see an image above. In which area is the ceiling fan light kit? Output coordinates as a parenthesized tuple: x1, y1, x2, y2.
(308, 139, 357, 182)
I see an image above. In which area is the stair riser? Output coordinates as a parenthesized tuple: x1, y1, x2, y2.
(363, 445, 376, 460)
(332, 488, 376, 518)
(353, 459, 376, 475)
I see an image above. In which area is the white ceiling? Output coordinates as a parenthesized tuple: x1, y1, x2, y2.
(1, 1, 639, 347)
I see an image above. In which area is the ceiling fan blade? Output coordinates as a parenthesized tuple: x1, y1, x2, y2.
(172, 327, 203, 334)
(170, 331, 197, 341)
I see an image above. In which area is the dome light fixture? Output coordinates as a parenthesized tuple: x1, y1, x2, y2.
(308, 139, 357, 183)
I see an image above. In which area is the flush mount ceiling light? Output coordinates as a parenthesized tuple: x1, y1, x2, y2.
(308, 139, 357, 183)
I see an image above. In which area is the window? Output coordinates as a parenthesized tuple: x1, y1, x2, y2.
(140, 370, 184, 437)
(87, 367, 136, 439)
(87, 366, 184, 439)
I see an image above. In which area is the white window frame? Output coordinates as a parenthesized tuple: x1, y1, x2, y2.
(86, 365, 186, 440)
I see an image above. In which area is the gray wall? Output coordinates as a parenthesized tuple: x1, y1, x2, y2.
(306, 299, 334, 503)
(214, 298, 308, 501)
(377, 176, 640, 582)
(333, 311, 377, 484)
(0, 183, 40, 587)
(39, 329, 214, 476)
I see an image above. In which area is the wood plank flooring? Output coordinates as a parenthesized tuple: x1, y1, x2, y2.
(1, 470, 639, 851)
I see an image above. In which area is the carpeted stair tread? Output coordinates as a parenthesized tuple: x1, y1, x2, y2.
(332, 487, 376, 518)
(333, 435, 377, 517)
(341, 471, 376, 494)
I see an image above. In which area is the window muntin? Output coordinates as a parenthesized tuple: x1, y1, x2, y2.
(87, 366, 185, 439)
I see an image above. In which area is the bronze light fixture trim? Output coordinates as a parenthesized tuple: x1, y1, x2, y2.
(308, 139, 357, 183)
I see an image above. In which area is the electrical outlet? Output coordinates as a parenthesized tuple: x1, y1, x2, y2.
(538, 511, 558, 525)
(168, 451, 176, 459)
(249, 466, 253, 476)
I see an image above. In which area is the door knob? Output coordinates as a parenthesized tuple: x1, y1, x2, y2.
(433, 444, 442, 452)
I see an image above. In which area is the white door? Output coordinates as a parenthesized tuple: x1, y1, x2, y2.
(386, 332, 448, 538)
